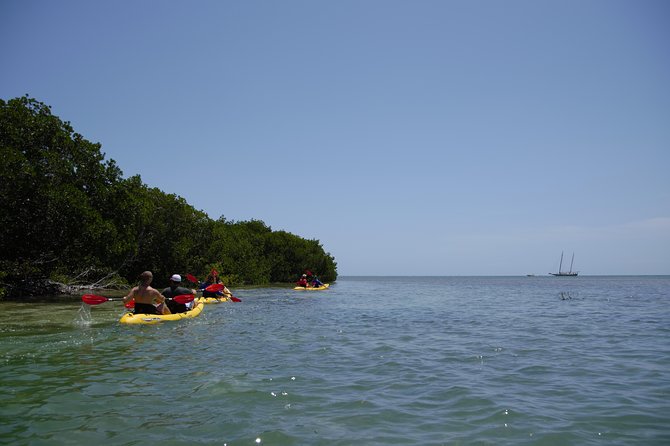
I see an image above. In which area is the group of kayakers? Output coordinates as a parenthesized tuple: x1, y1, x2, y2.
(123, 270, 231, 315)
(123, 269, 324, 314)
(296, 272, 324, 288)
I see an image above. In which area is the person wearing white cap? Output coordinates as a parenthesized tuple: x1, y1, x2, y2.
(161, 274, 195, 313)
(296, 274, 309, 288)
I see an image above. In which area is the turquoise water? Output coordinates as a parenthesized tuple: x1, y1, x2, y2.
(1, 276, 669, 445)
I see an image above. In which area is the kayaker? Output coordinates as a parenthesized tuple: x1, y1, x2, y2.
(200, 272, 232, 298)
(123, 271, 170, 315)
(296, 274, 309, 288)
(311, 275, 324, 288)
(162, 274, 195, 313)
(218, 282, 232, 297)
(200, 272, 219, 297)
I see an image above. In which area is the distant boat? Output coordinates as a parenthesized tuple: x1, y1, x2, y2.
(550, 252, 578, 276)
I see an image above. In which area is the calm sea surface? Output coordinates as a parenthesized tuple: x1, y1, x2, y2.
(1, 276, 669, 445)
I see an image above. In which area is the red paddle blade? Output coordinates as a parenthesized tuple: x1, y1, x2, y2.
(186, 274, 198, 284)
(173, 294, 195, 304)
(125, 300, 135, 308)
(82, 294, 109, 305)
(205, 283, 224, 293)
(230, 296, 242, 302)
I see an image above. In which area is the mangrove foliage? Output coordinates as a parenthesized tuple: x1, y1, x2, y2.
(0, 96, 337, 298)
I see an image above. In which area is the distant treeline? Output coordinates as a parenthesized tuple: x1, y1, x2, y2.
(0, 96, 337, 298)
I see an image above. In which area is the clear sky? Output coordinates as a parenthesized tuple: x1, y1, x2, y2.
(2, 0, 669, 275)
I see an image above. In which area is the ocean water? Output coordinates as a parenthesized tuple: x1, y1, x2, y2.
(1, 276, 669, 445)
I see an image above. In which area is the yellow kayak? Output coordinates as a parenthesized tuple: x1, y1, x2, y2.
(119, 301, 205, 325)
(196, 296, 230, 304)
(293, 284, 330, 291)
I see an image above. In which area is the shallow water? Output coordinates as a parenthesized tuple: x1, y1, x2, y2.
(1, 276, 669, 445)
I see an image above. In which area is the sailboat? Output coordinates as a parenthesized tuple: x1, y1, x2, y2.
(550, 252, 578, 276)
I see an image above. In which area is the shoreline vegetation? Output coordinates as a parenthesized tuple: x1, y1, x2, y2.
(0, 96, 337, 299)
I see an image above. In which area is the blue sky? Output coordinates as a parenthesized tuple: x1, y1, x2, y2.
(2, 0, 669, 275)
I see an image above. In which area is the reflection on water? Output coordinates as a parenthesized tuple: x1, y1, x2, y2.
(559, 291, 575, 300)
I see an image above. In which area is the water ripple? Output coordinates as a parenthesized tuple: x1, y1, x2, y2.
(1, 277, 670, 444)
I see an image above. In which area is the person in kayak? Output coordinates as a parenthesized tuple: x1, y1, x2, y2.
(199, 270, 233, 298)
(200, 272, 221, 297)
(311, 275, 324, 288)
(296, 274, 309, 288)
(123, 271, 170, 315)
(162, 274, 195, 313)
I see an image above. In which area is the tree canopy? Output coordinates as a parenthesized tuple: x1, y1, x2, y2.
(0, 96, 337, 297)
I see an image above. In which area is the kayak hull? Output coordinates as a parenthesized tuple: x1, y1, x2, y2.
(293, 284, 330, 291)
(196, 296, 230, 304)
(119, 301, 204, 325)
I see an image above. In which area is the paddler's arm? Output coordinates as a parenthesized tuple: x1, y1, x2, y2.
(122, 289, 134, 305)
(155, 291, 166, 304)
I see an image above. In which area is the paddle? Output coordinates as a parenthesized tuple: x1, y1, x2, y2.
(204, 284, 242, 302)
(81, 294, 134, 308)
(171, 294, 196, 303)
(186, 273, 199, 284)
(82, 294, 195, 306)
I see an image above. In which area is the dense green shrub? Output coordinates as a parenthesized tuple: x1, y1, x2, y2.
(0, 96, 337, 297)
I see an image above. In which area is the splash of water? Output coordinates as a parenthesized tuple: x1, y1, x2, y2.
(75, 303, 93, 327)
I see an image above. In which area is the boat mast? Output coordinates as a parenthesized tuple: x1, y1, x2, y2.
(569, 253, 574, 273)
(558, 251, 564, 274)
